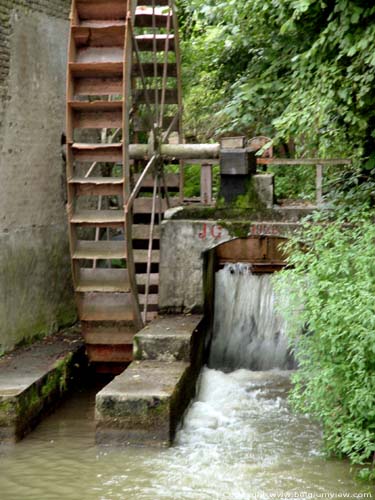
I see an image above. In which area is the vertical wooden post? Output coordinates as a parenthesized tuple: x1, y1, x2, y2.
(201, 163, 213, 204)
(316, 164, 323, 206)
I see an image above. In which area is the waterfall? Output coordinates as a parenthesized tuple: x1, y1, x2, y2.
(209, 264, 294, 371)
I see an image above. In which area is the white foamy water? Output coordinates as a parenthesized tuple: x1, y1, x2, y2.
(209, 264, 294, 371)
(0, 371, 371, 500)
(0, 266, 371, 499)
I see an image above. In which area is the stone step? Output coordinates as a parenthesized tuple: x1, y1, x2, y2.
(95, 360, 194, 447)
(133, 315, 203, 363)
(0, 329, 85, 444)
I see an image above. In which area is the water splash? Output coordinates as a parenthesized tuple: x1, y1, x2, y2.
(209, 264, 295, 371)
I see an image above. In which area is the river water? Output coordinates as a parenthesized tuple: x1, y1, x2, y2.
(0, 369, 373, 500)
(0, 266, 373, 499)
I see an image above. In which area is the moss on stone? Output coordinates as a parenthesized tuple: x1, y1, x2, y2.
(218, 220, 255, 238)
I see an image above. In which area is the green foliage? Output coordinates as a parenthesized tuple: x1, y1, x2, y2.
(177, 0, 375, 159)
(273, 184, 375, 468)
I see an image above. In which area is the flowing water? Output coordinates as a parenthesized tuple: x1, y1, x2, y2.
(0, 265, 373, 499)
(209, 264, 294, 371)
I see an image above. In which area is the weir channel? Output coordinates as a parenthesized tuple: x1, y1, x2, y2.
(0, 261, 373, 499)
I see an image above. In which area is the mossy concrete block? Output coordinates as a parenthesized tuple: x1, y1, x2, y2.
(133, 315, 203, 363)
(96, 360, 196, 447)
(0, 329, 86, 445)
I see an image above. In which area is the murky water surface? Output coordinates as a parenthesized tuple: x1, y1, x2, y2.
(0, 368, 373, 500)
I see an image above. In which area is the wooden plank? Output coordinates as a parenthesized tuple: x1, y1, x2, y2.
(76, 46, 123, 64)
(72, 143, 122, 162)
(133, 88, 178, 105)
(72, 25, 125, 47)
(216, 236, 288, 264)
(77, 269, 159, 291)
(83, 330, 136, 345)
(71, 210, 125, 225)
(132, 63, 177, 78)
(77, 269, 130, 292)
(136, 273, 159, 286)
(76, 0, 127, 21)
(70, 101, 123, 128)
(74, 183, 123, 197)
(132, 224, 160, 239)
(200, 164, 213, 205)
(139, 0, 169, 5)
(133, 173, 179, 189)
(80, 292, 133, 321)
(70, 177, 123, 196)
(69, 62, 123, 78)
(257, 158, 351, 166)
(133, 197, 180, 213)
(74, 77, 123, 96)
(80, 20, 125, 28)
(73, 241, 126, 260)
(79, 292, 158, 322)
(86, 344, 133, 363)
(134, 34, 175, 52)
(134, 7, 171, 28)
(69, 101, 123, 111)
(69, 177, 123, 185)
(73, 110, 123, 129)
(133, 249, 160, 263)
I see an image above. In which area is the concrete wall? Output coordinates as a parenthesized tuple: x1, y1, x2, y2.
(0, 2, 76, 353)
(159, 221, 231, 313)
(159, 219, 301, 313)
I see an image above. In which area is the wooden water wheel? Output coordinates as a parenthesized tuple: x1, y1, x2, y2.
(66, 0, 184, 373)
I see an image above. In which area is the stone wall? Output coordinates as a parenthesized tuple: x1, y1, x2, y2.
(0, 2, 76, 353)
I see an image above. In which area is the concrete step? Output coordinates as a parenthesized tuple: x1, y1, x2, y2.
(95, 360, 194, 447)
(133, 315, 203, 363)
(0, 329, 86, 444)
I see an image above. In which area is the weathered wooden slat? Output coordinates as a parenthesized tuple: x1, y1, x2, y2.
(73, 241, 126, 260)
(135, 34, 175, 52)
(216, 236, 288, 264)
(83, 330, 136, 345)
(132, 224, 160, 240)
(70, 100, 123, 129)
(257, 158, 351, 166)
(71, 210, 125, 226)
(70, 177, 123, 196)
(80, 293, 133, 321)
(69, 62, 123, 78)
(74, 77, 123, 96)
(133, 88, 178, 105)
(72, 143, 122, 162)
(76, 0, 127, 21)
(79, 292, 158, 322)
(77, 269, 159, 292)
(138, 0, 169, 5)
(131, 63, 177, 78)
(86, 345, 133, 363)
(134, 6, 171, 28)
(77, 269, 130, 293)
(136, 273, 159, 286)
(72, 241, 159, 263)
(133, 197, 180, 213)
(72, 25, 125, 47)
(76, 46, 123, 64)
(133, 173, 179, 189)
